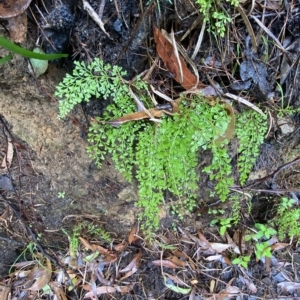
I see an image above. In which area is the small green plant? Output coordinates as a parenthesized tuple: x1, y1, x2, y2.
(208, 208, 225, 215)
(56, 58, 268, 236)
(57, 191, 65, 199)
(86, 223, 111, 244)
(274, 197, 300, 241)
(211, 217, 234, 235)
(245, 223, 277, 241)
(195, 0, 239, 37)
(62, 227, 80, 257)
(276, 82, 300, 117)
(255, 242, 272, 260)
(232, 255, 250, 268)
(230, 194, 241, 225)
(236, 110, 267, 185)
(244, 223, 276, 261)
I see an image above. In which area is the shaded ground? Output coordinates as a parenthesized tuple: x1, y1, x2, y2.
(1, 0, 300, 299)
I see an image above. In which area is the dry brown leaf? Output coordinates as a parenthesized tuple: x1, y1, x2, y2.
(128, 225, 139, 244)
(28, 258, 52, 291)
(1, 136, 13, 173)
(79, 237, 97, 252)
(210, 243, 232, 253)
(172, 250, 196, 270)
(6, 12, 28, 43)
(119, 268, 138, 281)
(152, 260, 180, 269)
(84, 286, 116, 298)
(120, 251, 142, 273)
(271, 242, 289, 251)
(153, 26, 206, 90)
(218, 286, 240, 300)
(238, 275, 257, 294)
(115, 283, 136, 293)
(205, 255, 223, 261)
(113, 242, 127, 252)
(197, 232, 213, 250)
(167, 255, 187, 267)
(49, 282, 68, 300)
(0, 284, 10, 300)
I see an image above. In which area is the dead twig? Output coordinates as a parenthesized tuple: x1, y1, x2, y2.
(82, 0, 111, 39)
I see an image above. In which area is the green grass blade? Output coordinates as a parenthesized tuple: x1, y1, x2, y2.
(0, 53, 13, 65)
(0, 36, 68, 60)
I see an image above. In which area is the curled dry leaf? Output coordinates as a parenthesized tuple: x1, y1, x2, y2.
(84, 286, 116, 299)
(238, 275, 257, 294)
(120, 251, 142, 273)
(128, 225, 139, 244)
(0, 285, 10, 300)
(271, 242, 289, 251)
(28, 258, 52, 291)
(210, 243, 233, 253)
(79, 237, 97, 252)
(49, 282, 68, 300)
(153, 26, 206, 90)
(113, 242, 127, 252)
(218, 286, 240, 299)
(152, 260, 180, 269)
(1, 136, 13, 174)
(167, 255, 187, 267)
(84, 283, 135, 299)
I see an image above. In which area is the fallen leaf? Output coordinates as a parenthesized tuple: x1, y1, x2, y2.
(1, 135, 13, 173)
(218, 286, 240, 299)
(271, 243, 289, 251)
(113, 242, 127, 252)
(28, 258, 52, 291)
(79, 237, 97, 252)
(205, 255, 223, 261)
(0, 284, 10, 300)
(167, 255, 187, 267)
(49, 282, 68, 300)
(119, 268, 138, 281)
(120, 251, 142, 273)
(278, 282, 300, 293)
(152, 260, 180, 269)
(172, 250, 196, 270)
(197, 232, 213, 250)
(153, 26, 205, 90)
(84, 286, 116, 298)
(238, 275, 257, 293)
(128, 225, 139, 244)
(210, 243, 232, 253)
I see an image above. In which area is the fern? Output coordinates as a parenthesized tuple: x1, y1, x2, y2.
(56, 58, 268, 235)
(236, 110, 267, 185)
(55, 58, 128, 118)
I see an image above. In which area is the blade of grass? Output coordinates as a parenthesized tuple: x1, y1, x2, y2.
(0, 36, 68, 60)
(0, 53, 13, 65)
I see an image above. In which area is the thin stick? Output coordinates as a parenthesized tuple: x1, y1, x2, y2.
(82, 0, 111, 39)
